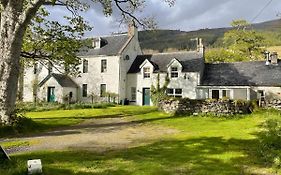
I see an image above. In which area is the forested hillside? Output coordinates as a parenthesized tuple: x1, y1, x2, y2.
(138, 19, 281, 53)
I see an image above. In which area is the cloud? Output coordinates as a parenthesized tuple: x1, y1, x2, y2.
(46, 0, 281, 36)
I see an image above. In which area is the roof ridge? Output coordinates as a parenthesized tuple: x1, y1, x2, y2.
(149, 51, 199, 56)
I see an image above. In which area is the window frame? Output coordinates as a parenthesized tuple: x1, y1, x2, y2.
(143, 67, 151, 78)
(167, 88, 182, 98)
(170, 67, 179, 78)
(100, 84, 107, 97)
(82, 84, 88, 97)
(101, 59, 107, 73)
(131, 87, 136, 102)
(82, 59, 88, 73)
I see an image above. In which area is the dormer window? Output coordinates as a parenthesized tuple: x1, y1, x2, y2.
(171, 67, 178, 78)
(143, 67, 150, 78)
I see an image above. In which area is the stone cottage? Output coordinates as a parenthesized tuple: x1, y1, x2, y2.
(22, 25, 281, 105)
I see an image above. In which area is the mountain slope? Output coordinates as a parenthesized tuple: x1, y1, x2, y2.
(139, 19, 281, 52)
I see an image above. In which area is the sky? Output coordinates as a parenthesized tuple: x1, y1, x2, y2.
(47, 0, 281, 36)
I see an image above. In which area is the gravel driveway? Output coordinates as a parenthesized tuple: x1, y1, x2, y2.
(1, 115, 178, 154)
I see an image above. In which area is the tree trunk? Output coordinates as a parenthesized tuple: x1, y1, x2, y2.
(0, 3, 25, 125)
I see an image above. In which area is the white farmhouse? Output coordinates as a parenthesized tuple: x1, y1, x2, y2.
(22, 25, 281, 105)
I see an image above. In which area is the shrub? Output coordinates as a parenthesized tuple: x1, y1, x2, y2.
(258, 119, 281, 169)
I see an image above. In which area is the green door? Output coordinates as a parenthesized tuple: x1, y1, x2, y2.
(143, 88, 150, 106)
(47, 87, 55, 102)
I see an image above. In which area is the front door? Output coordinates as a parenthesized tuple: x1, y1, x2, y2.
(143, 88, 150, 106)
(47, 87, 55, 102)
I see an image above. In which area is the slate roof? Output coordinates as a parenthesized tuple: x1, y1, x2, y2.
(39, 73, 78, 88)
(202, 61, 281, 86)
(128, 51, 204, 73)
(78, 34, 130, 56)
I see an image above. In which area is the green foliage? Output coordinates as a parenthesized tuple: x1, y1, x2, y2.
(205, 48, 246, 62)
(151, 74, 170, 106)
(223, 20, 265, 61)
(258, 119, 281, 170)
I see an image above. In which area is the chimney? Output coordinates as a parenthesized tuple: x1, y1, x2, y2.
(128, 20, 138, 38)
(264, 51, 270, 65)
(197, 38, 205, 56)
(270, 52, 278, 65)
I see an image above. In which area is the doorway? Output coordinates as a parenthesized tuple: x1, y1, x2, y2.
(47, 87, 55, 102)
(142, 88, 150, 106)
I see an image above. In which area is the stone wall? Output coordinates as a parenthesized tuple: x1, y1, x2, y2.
(159, 98, 252, 116)
(266, 99, 281, 110)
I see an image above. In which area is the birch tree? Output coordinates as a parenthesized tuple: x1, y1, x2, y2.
(0, 0, 175, 125)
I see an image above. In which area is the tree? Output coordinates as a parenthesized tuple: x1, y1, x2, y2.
(151, 73, 170, 106)
(0, 0, 175, 125)
(223, 19, 265, 61)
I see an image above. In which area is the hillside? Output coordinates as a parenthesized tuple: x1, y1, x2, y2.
(139, 19, 281, 52)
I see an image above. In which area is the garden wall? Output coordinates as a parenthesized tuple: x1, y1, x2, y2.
(159, 98, 252, 115)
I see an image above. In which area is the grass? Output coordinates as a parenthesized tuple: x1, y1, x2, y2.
(0, 106, 157, 138)
(1, 106, 281, 174)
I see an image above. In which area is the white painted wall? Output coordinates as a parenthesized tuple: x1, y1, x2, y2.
(23, 61, 60, 102)
(127, 58, 200, 106)
(75, 55, 120, 103)
(38, 77, 63, 103)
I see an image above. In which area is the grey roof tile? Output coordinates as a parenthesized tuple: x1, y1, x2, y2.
(128, 51, 204, 73)
(202, 61, 281, 86)
(78, 34, 130, 56)
(39, 73, 78, 88)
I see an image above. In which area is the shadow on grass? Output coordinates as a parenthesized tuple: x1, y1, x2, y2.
(1, 136, 268, 175)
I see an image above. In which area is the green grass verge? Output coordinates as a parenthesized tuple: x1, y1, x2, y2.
(0, 107, 280, 174)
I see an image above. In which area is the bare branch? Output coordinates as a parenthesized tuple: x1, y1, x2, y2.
(113, 0, 144, 27)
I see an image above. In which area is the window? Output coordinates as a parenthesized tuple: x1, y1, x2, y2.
(82, 84, 87, 97)
(167, 88, 182, 98)
(124, 55, 130, 60)
(131, 87, 136, 101)
(101, 59, 107, 72)
(222, 90, 230, 98)
(83, 59, 88, 73)
(143, 67, 150, 78)
(211, 90, 219, 99)
(175, 89, 182, 97)
(100, 84, 106, 97)
(33, 63, 38, 74)
(171, 67, 178, 78)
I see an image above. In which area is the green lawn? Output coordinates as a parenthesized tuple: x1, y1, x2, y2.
(1, 106, 280, 175)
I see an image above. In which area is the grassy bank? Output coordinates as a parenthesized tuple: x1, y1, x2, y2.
(0, 107, 280, 174)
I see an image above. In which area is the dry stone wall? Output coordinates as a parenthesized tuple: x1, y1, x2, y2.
(159, 98, 252, 116)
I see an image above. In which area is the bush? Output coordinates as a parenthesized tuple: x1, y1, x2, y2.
(258, 119, 281, 169)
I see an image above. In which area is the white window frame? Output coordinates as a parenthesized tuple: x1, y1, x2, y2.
(170, 67, 179, 78)
(167, 88, 182, 98)
(131, 87, 136, 101)
(101, 59, 107, 73)
(143, 67, 150, 78)
(82, 59, 88, 73)
(100, 84, 106, 97)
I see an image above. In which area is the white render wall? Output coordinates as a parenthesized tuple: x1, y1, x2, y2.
(119, 33, 142, 101)
(38, 77, 63, 103)
(127, 58, 200, 106)
(75, 55, 120, 103)
(23, 62, 60, 102)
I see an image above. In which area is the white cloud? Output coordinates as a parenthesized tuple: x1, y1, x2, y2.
(46, 0, 281, 36)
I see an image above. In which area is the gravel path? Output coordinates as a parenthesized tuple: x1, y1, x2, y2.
(1, 116, 178, 154)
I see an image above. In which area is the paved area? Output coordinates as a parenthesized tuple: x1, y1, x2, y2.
(1, 116, 178, 154)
